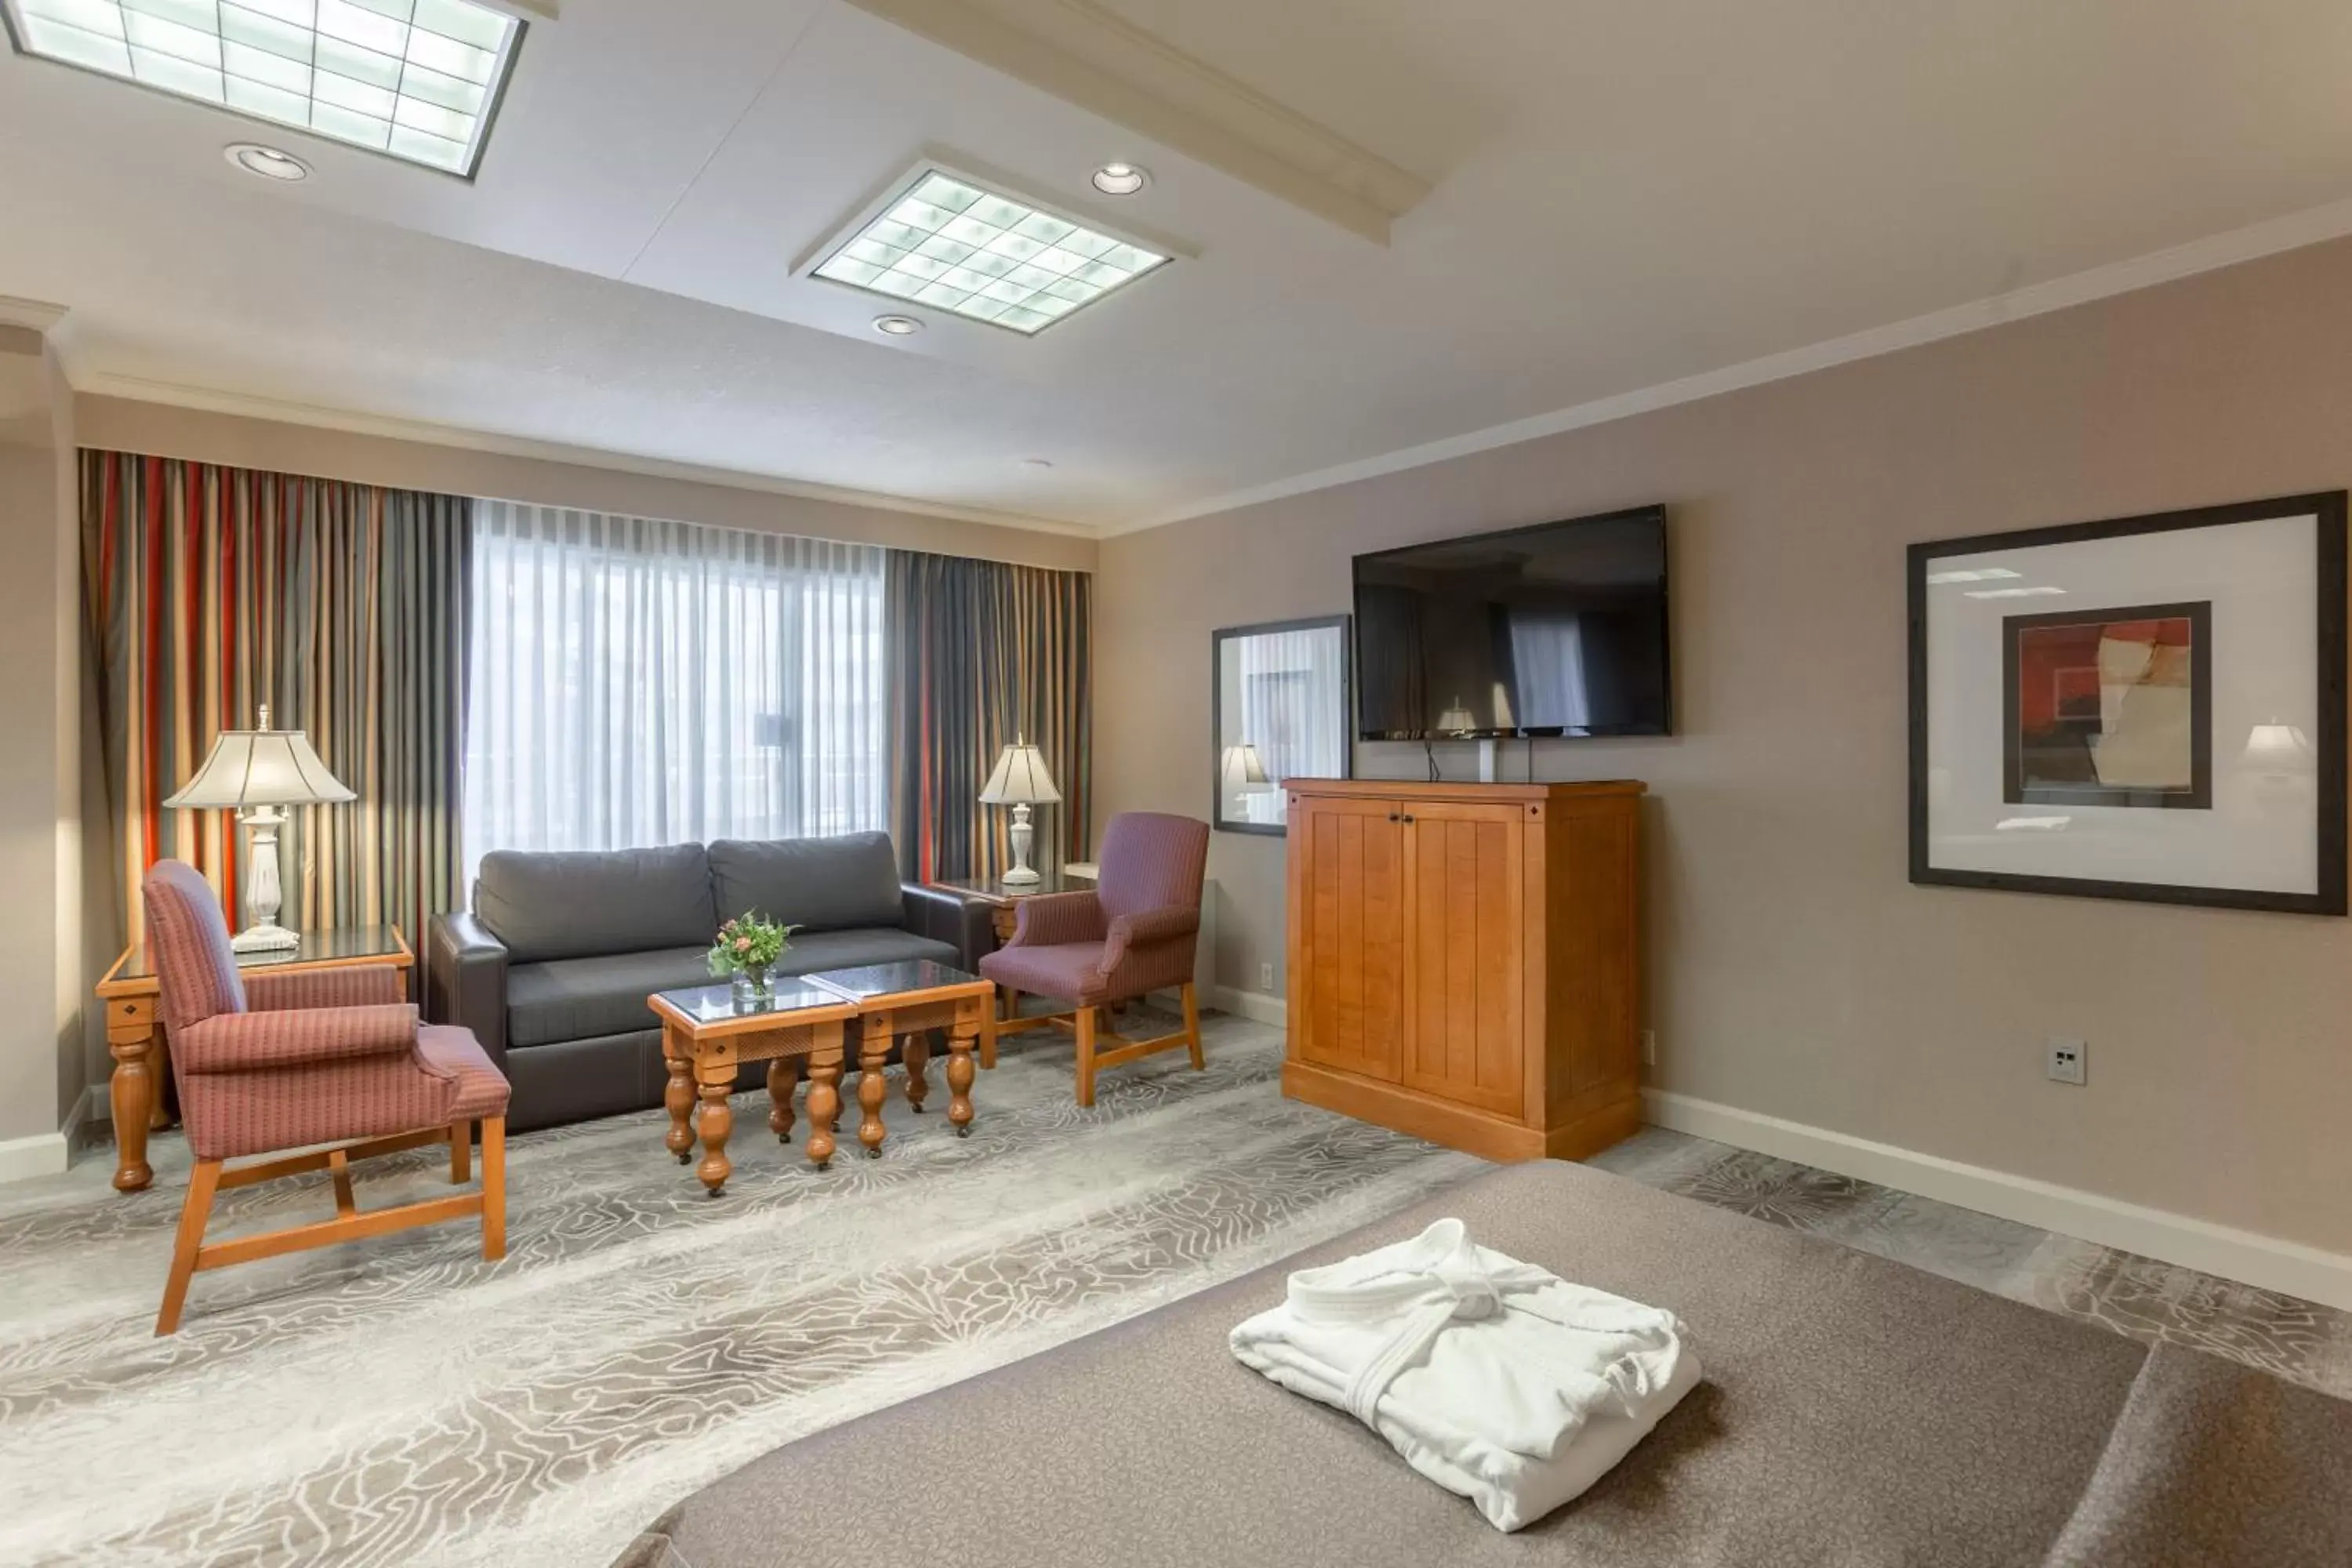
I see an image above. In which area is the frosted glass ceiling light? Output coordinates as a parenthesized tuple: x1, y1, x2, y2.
(1091, 161, 1147, 195)
(2, 0, 526, 177)
(811, 165, 1171, 336)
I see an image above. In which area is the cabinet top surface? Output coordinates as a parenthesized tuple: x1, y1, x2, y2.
(1283, 779, 1645, 800)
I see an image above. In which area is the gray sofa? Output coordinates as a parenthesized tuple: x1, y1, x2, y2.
(425, 833, 989, 1131)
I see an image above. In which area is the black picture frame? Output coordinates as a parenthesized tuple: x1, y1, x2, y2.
(1210, 615, 1352, 837)
(1908, 492, 2347, 915)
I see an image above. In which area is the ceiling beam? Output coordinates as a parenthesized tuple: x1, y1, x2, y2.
(843, 0, 1429, 244)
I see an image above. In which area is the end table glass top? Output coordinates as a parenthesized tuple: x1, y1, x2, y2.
(806, 959, 983, 1003)
(655, 976, 849, 1025)
(927, 872, 1085, 902)
(113, 924, 405, 985)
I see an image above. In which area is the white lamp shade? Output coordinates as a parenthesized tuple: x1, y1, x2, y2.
(978, 741, 1062, 805)
(1221, 742, 1271, 791)
(2243, 722, 2316, 769)
(165, 724, 357, 810)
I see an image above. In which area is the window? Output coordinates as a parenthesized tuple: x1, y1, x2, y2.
(462, 502, 887, 884)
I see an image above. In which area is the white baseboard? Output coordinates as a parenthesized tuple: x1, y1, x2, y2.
(1207, 985, 1286, 1029)
(0, 1127, 70, 1184)
(1642, 1088, 2352, 1312)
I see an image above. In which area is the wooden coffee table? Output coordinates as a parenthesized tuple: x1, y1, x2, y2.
(650, 978, 861, 1194)
(806, 960, 993, 1158)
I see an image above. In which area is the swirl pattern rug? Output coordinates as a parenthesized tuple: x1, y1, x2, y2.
(0, 1014, 1483, 1568)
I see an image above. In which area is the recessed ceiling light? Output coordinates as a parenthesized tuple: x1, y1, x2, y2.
(872, 314, 924, 336)
(1091, 162, 1148, 196)
(811, 165, 1170, 336)
(223, 141, 308, 181)
(1, 0, 525, 177)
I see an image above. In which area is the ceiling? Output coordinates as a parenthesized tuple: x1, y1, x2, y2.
(4, 0, 2352, 535)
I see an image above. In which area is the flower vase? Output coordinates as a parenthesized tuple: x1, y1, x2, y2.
(735, 963, 773, 1003)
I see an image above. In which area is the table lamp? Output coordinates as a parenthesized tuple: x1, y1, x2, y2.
(163, 703, 357, 953)
(1221, 742, 1271, 815)
(978, 735, 1061, 886)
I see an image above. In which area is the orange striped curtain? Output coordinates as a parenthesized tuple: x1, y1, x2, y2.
(81, 451, 470, 949)
(887, 551, 1092, 882)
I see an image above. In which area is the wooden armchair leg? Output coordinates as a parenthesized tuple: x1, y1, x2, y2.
(156, 1160, 222, 1337)
(481, 1116, 507, 1262)
(1075, 1006, 1098, 1108)
(450, 1120, 472, 1184)
(1181, 982, 1205, 1072)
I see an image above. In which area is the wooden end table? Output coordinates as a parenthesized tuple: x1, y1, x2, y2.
(95, 924, 413, 1193)
(806, 960, 993, 1159)
(651, 978, 862, 1194)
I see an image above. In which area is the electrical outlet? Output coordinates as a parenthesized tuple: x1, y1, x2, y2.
(1258, 960, 1275, 992)
(2046, 1037, 2087, 1086)
(1640, 1029, 1657, 1066)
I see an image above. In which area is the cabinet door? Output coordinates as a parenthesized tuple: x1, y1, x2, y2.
(1402, 800, 1526, 1116)
(1291, 794, 1405, 1083)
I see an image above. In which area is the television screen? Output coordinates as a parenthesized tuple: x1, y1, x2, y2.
(1352, 506, 1671, 739)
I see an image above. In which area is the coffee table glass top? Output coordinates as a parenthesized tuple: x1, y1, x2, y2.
(806, 959, 983, 1003)
(655, 976, 850, 1025)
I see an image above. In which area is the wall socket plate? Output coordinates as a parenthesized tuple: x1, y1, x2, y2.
(1259, 960, 1275, 992)
(1640, 1029, 1657, 1066)
(2046, 1037, 2087, 1085)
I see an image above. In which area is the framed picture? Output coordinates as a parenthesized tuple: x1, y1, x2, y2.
(1909, 492, 2347, 914)
(1211, 616, 1352, 835)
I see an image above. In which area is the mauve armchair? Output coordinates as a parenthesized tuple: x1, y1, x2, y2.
(143, 859, 512, 1334)
(978, 811, 1210, 1105)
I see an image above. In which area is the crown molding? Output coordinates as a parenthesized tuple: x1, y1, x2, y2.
(0, 296, 69, 334)
(71, 372, 1101, 539)
(1116, 189, 2352, 535)
(843, 0, 1428, 244)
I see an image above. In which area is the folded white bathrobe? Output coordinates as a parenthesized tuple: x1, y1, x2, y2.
(1229, 1218, 1699, 1531)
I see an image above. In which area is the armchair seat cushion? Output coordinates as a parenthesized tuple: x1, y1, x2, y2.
(419, 1025, 512, 1122)
(981, 941, 1112, 1005)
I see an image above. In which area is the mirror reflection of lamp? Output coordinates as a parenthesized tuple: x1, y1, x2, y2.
(1436, 700, 1476, 734)
(2242, 720, 2315, 782)
(1220, 742, 1270, 797)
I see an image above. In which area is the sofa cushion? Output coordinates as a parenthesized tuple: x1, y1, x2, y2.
(477, 844, 716, 964)
(506, 946, 718, 1049)
(773, 927, 960, 977)
(709, 833, 906, 932)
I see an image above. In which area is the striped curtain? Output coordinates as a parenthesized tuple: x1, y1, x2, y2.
(81, 451, 470, 951)
(887, 551, 1092, 881)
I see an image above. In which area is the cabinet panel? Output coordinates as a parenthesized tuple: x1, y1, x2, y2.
(1294, 794, 1404, 1083)
(1402, 800, 1524, 1116)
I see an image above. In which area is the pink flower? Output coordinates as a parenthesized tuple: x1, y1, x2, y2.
(734, 936, 753, 952)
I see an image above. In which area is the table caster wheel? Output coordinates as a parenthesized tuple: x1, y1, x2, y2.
(676, 1152, 691, 1165)
(815, 1160, 831, 1173)
(955, 1125, 972, 1139)
(865, 1147, 881, 1160)
(704, 1185, 724, 1199)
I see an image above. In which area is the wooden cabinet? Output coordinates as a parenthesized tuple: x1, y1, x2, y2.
(1283, 779, 1643, 1163)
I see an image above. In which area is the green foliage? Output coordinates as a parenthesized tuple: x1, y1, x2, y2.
(707, 912, 797, 976)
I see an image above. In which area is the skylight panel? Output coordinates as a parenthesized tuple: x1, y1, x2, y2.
(2, 0, 524, 176)
(811, 169, 1170, 336)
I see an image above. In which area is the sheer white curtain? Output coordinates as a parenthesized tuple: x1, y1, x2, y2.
(462, 501, 888, 885)
(1235, 625, 1348, 826)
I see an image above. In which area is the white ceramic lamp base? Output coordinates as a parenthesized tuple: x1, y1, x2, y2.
(1001, 801, 1041, 886)
(231, 808, 303, 953)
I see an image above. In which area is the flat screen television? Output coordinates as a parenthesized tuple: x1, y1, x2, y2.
(1352, 505, 1671, 740)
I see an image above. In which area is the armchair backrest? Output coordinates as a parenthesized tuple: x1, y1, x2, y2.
(1095, 812, 1210, 922)
(143, 859, 249, 1037)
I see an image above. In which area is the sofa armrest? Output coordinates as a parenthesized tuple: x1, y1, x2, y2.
(902, 883, 995, 970)
(177, 1004, 417, 1073)
(1009, 890, 1105, 949)
(1101, 906, 1200, 975)
(245, 964, 405, 1012)
(426, 910, 510, 1069)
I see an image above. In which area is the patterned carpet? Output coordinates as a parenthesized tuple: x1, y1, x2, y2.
(3, 1018, 2345, 1568)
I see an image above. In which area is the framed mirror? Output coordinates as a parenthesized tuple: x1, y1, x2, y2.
(1212, 615, 1352, 835)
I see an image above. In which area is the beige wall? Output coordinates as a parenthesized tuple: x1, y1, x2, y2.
(0, 328, 86, 1149)
(1094, 234, 2352, 1255)
(74, 396, 1098, 573)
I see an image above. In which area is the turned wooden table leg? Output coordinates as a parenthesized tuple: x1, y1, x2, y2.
(856, 1016, 891, 1159)
(662, 1026, 697, 1165)
(694, 1056, 735, 1196)
(768, 1058, 800, 1143)
(902, 1032, 931, 1113)
(806, 1030, 843, 1171)
(148, 1033, 174, 1131)
(108, 1028, 158, 1193)
(948, 1001, 980, 1139)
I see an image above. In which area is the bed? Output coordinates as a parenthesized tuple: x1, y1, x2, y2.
(612, 1160, 2352, 1567)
